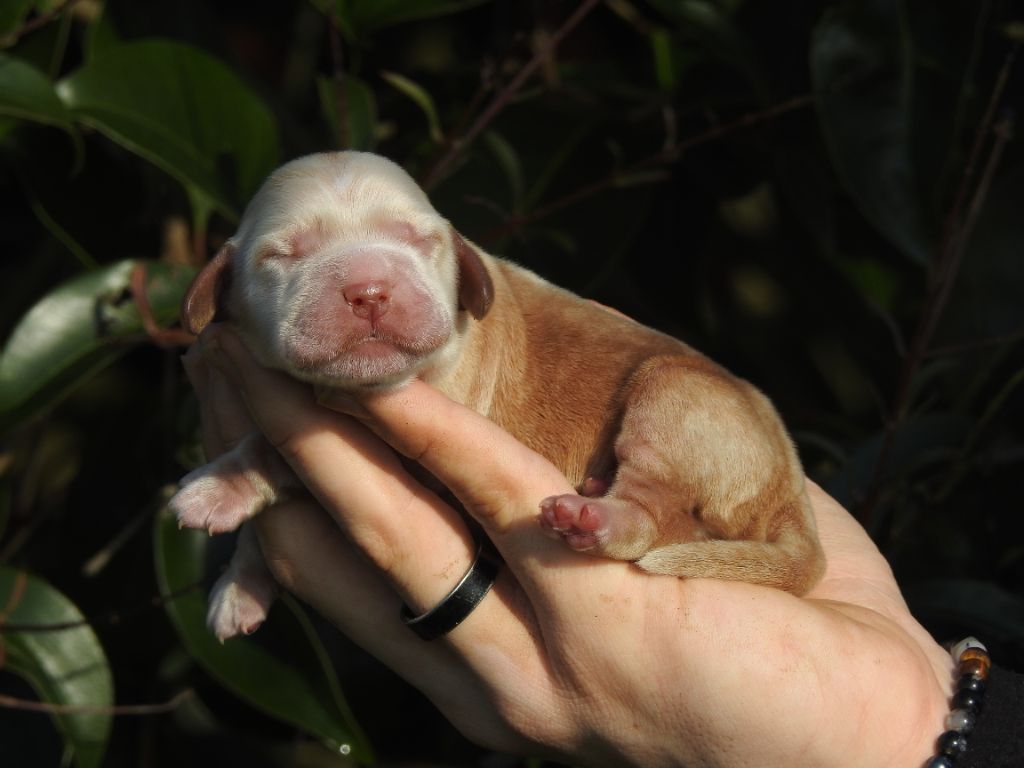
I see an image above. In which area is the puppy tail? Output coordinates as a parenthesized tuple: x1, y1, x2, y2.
(635, 521, 826, 596)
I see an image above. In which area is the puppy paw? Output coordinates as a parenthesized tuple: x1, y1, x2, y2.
(206, 568, 276, 643)
(539, 494, 610, 551)
(169, 464, 269, 535)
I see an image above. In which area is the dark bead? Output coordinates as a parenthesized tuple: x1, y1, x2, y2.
(959, 655, 991, 680)
(956, 674, 986, 695)
(926, 757, 954, 768)
(939, 729, 969, 756)
(952, 688, 983, 713)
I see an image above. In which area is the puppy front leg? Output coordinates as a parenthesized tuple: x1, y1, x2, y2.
(170, 431, 297, 534)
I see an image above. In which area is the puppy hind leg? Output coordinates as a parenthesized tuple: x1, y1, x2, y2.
(539, 491, 659, 559)
(207, 523, 278, 642)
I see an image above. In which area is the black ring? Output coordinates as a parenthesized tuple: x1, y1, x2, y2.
(400, 541, 500, 641)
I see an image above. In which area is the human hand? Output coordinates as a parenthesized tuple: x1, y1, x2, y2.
(185, 323, 953, 768)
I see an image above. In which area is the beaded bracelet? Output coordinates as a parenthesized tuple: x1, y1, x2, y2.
(925, 637, 992, 767)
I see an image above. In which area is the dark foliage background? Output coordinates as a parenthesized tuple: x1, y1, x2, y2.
(1, 1, 1022, 766)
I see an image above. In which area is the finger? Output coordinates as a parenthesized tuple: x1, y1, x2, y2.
(183, 339, 255, 457)
(198, 325, 483, 619)
(320, 380, 576, 552)
(252, 499, 547, 754)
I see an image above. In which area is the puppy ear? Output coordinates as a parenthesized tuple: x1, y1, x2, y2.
(181, 243, 234, 335)
(451, 229, 494, 319)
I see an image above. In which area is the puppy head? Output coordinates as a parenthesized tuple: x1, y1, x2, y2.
(182, 151, 494, 389)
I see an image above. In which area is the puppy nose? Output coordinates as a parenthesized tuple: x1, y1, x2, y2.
(343, 281, 391, 321)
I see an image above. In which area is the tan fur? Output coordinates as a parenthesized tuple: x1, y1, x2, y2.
(175, 151, 825, 643)
(433, 257, 824, 593)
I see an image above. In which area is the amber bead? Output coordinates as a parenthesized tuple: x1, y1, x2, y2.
(959, 646, 991, 675)
(959, 645, 989, 663)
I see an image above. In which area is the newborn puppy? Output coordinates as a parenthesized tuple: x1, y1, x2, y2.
(171, 151, 826, 641)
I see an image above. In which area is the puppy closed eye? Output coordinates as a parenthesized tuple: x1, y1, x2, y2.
(253, 245, 295, 265)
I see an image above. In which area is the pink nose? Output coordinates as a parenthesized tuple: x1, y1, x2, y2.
(343, 281, 391, 321)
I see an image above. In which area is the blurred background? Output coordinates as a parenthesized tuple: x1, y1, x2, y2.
(1, 1, 1022, 766)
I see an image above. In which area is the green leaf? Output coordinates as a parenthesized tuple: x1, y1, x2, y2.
(82, 3, 122, 61)
(56, 40, 279, 220)
(650, 28, 677, 92)
(646, 0, 762, 95)
(0, 259, 196, 434)
(0, 483, 10, 553)
(317, 73, 378, 151)
(153, 508, 373, 762)
(0, 566, 113, 768)
(482, 131, 524, 208)
(811, 0, 934, 264)
(0, 53, 76, 134)
(825, 412, 970, 519)
(316, 0, 490, 36)
(0, 0, 35, 38)
(380, 70, 443, 143)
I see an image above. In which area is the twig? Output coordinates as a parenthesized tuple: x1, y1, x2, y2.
(938, 1, 993, 202)
(0, 0, 86, 47)
(857, 49, 1017, 523)
(480, 91, 814, 243)
(0, 581, 203, 634)
(327, 17, 350, 149)
(421, 0, 603, 190)
(677, 92, 815, 153)
(0, 689, 193, 717)
(927, 328, 1024, 358)
(130, 263, 194, 348)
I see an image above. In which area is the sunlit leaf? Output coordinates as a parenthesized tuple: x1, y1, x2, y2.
(56, 40, 279, 220)
(153, 508, 373, 762)
(0, 260, 195, 433)
(0, 54, 76, 134)
(380, 70, 443, 143)
(0, 566, 113, 768)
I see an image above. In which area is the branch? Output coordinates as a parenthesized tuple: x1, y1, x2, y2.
(0, 0, 86, 47)
(0, 689, 193, 717)
(420, 0, 603, 190)
(479, 91, 815, 243)
(857, 48, 1017, 523)
(0, 581, 203, 634)
(327, 16, 350, 149)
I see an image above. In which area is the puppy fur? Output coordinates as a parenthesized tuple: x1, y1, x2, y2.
(171, 151, 826, 640)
